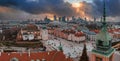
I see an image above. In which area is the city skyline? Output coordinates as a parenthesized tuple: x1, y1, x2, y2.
(0, 0, 120, 22)
(0, 0, 120, 61)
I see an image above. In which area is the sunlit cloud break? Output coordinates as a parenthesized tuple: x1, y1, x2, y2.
(0, 0, 119, 22)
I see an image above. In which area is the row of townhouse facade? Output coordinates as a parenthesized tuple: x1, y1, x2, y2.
(16, 24, 49, 41)
(48, 28, 86, 42)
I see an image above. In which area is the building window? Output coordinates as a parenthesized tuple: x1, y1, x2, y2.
(36, 59, 40, 61)
(96, 57, 102, 61)
(42, 59, 46, 61)
(31, 59, 34, 61)
(10, 57, 19, 61)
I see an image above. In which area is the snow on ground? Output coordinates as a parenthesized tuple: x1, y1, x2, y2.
(45, 39, 94, 58)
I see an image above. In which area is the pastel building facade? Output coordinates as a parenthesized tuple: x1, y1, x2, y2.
(41, 29, 48, 40)
(48, 28, 86, 42)
(84, 31, 97, 41)
(16, 24, 49, 41)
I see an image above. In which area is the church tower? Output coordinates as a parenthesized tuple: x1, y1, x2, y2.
(91, 0, 115, 61)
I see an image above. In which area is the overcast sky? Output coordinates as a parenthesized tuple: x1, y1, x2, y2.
(0, 0, 120, 22)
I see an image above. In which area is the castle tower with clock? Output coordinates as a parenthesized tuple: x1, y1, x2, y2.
(91, 0, 115, 61)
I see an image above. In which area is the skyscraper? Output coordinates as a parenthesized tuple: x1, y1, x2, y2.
(62, 16, 66, 22)
(58, 17, 62, 22)
(72, 16, 76, 20)
(54, 15, 57, 21)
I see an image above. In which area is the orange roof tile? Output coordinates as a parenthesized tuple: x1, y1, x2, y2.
(0, 51, 73, 61)
(91, 30, 100, 33)
(75, 32, 85, 37)
(108, 29, 120, 33)
(61, 29, 75, 34)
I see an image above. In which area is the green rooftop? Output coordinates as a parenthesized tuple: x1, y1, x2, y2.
(92, 48, 115, 57)
(96, 25, 112, 42)
(92, 0, 115, 58)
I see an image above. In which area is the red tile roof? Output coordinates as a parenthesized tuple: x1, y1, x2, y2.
(108, 29, 114, 33)
(91, 29, 120, 34)
(0, 51, 73, 61)
(75, 32, 85, 37)
(108, 29, 120, 34)
(61, 29, 75, 34)
(91, 30, 100, 33)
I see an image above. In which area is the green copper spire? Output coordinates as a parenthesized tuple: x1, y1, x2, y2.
(92, 0, 115, 57)
(96, 0, 112, 51)
(103, 0, 106, 23)
(97, 0, 111, 43)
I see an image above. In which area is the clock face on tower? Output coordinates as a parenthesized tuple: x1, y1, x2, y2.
(96, 57, 102, 61)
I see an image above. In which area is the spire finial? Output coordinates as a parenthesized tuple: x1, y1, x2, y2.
(103, 0, 106, 23)
(58, 42, 63, 51)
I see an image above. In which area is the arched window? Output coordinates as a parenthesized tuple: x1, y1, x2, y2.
(36, 59, 40, 61)
(31, 59, 34, 61)
(98, 40, 103, 46)
(42, 59, 46, 61)
(10, 57, 19, 61)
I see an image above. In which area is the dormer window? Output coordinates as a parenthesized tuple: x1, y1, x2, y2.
(98, 40, 103, 46)
(109, 40, 111, 46)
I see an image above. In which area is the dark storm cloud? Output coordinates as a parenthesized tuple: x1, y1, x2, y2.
(81, 0, 120, 20)
(0, 0, 120, 21)
(93, 0, 120, 17)
(0, 0, 76, 17)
